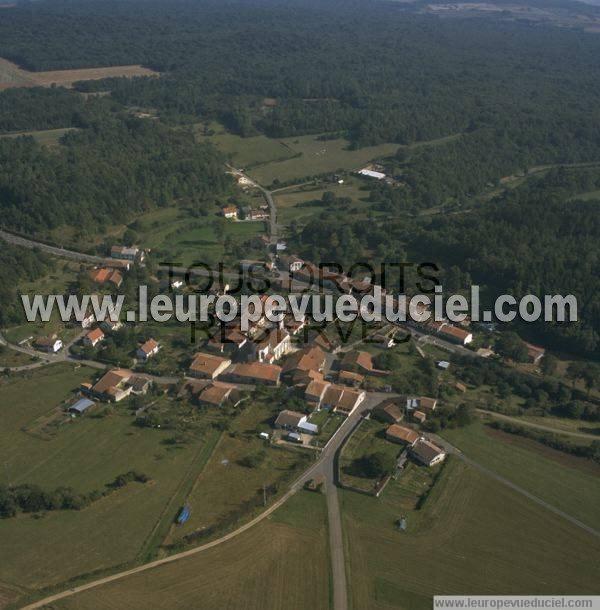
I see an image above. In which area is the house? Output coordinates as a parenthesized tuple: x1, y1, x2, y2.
(476, 347, 495, 358)
(91, 369, 133, 402)
(106, 259, 131, 271)
(137, 339, 160, 361)
(338, 370, 364, 387)
(90, 268, 123, 288)
(282, 346, 326, 376)
(111, 245, 142, 262)
(305, 379, 330, 408)
(209, 325, 248, 353)
(188, 352, 231, 379)
(68, 398, 95, 415)
(80, 310, 95, 329)
(256, 329, 291, 363)
(100, 319, 123, 333)
(525, 342, 546, 365)
(386, 424, 420, 447)
(221, 206, 238, 219)
(417, 396, 438, 412)
(275, 409, 307, 430)
(226, 362, 282, 386)
(411, 439, 446, 467)
(286, 257, 304, 273)
(372, 401, 404, 424)
(372, 333, 395, 349)
(439, 324, 473, 346)
(197, 383, 235, 407)
(321, 384, 366, 416)
(342, 350, 389, 376)
(34, 336, 63, 353)
(83, 328, 105, 348)
(437, 360, 450, 370)
(412, 410, 427, 424)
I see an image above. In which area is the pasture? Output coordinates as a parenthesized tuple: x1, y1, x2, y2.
(342, 457, 600, 610)
(54, 491, 330, 610)
(441, 422, 600, 531)
(0, 57, 157, 89)
(168, 401, 311, 544)
(0, 365, 214, 591)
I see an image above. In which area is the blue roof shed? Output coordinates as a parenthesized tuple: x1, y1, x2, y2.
(69, 398, 95, 415)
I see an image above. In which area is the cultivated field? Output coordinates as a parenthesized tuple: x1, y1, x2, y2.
(53, 491, 330, 610)
(342, 458, 600, 610)
(441, 422, 600, 531)
(0, 365, 214, 591)
(0, 57, 158, 90)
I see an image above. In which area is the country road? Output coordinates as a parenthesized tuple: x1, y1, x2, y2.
(477, 408, 600, 441)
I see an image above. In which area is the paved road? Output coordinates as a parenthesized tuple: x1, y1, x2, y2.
(0, 228, 105, 264)
(477, 408, 600, 441)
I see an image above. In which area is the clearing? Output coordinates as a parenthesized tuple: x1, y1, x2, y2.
(0, 57, 157, 90)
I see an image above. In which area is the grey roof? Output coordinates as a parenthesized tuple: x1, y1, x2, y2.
(298, 421, 319, 434)
(287, 432, 302, 441)
(69, 398, 95, 414)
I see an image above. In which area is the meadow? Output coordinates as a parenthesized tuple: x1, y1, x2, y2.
(342, 457, 600, 610)
(168, 401, 311, 544)
(0, 365, 214, 592)
(54, 491, 330, 610)
(441, 422, 600, 531)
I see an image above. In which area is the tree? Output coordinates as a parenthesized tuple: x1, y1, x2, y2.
(351, 452, 395, 479)
(540, 353, 558, 376)
(496, 332, 529, 363)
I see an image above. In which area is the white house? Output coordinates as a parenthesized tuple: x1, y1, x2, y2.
(34, 337, 63, 353)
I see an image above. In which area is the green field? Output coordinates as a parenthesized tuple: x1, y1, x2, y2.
(169, 401, 311, 543)
(342, 457, 600, 610)
(194, 121, 297, 168)
(274, 179, 373, 224)
(0, 346, 38, 368)
(0, 127, 77, 146)
(251, 134, 399, 185)
(0, 365, 214, 592)
(54, 491, 330, 610)
(339, 418, 400, 492)
(441, 423, 600, 531)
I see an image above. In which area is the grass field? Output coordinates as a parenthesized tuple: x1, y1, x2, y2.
(251, 135, 400, 185)
(339, 418, 399, 492)
(0, 365, 215, 591)
(440, 422, 600, 531)
(54, 491, 330, 610)
(194, 122, 297, 168)
(0, 346, 38, 368)
(342, 457, 600, 610)
(0, 127, 77, 145)
(273, 178, 373, 224)
(169, 401, 311, 543)
(0, 57, 158, 89)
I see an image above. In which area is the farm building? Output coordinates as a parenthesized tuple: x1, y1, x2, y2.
(68, 398, 95, 415)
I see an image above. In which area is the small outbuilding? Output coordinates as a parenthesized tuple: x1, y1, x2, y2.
(68, 398, 95, 415)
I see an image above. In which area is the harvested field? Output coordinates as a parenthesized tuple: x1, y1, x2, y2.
(0, 57, 158, 90)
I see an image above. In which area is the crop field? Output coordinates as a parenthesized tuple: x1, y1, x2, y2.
(0, 126, 78, 145)
(342, 458, 600, 610)
(0, 365, 215, 591)
(0, 57, 158, 89)
(441, 423, 600, 531)
(168, 401, 312, 544)
(55, 491, 330, 610)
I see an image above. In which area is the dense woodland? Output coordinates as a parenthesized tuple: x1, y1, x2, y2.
(292, 167, 600, 356)
(0, 0, 598, 357)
